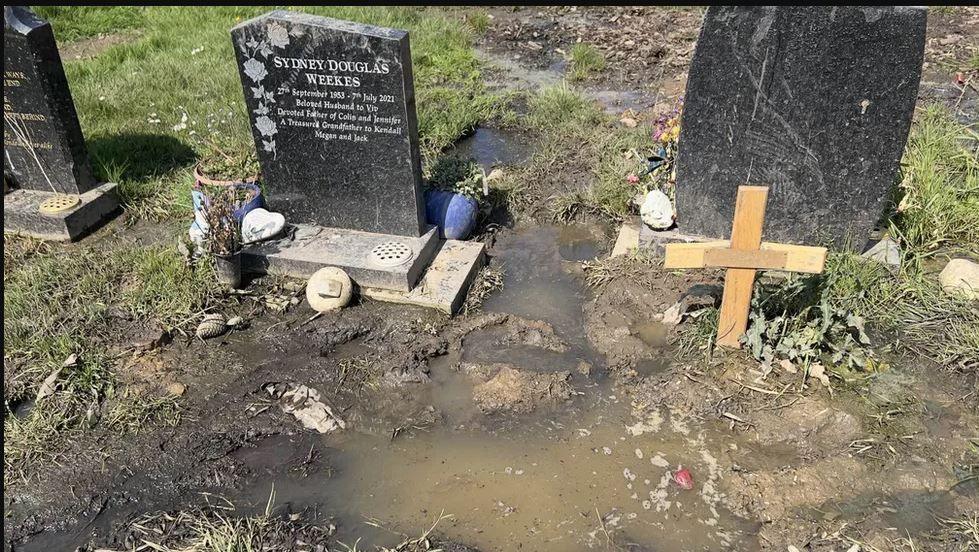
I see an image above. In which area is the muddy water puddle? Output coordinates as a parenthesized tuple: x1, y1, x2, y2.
(448, 127, 533, 170)
(234, 399, 758, 551)
(225, 225, 756, 551)
(482, 225, 605, 340)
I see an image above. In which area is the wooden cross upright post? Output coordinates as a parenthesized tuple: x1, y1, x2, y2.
(664, 186, 829, 348)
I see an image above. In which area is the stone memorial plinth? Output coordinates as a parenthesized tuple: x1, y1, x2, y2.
(232, 11, 483, 311)
(674, 6, 926, 250)
(3, 6, 119, 241)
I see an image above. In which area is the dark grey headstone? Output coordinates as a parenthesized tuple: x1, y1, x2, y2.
(3, 6, 96, 195)
(675, 7, 926, 248)
(231, 11, 425, 237)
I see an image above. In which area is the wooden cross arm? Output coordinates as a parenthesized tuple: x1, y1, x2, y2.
(663, 241, 828, 273)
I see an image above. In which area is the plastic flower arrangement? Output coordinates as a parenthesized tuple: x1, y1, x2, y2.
(625, 99, 683, 201)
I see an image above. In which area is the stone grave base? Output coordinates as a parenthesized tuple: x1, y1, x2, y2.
(3, 183, 120, 241)
(243, 223, 440, 292)
(242, 223, 484, 314)
(610, 216, 711, 258)
(361, 240, 486, 314)
(612, 217, 884, 260)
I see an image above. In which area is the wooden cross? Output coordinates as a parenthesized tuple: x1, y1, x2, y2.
(663, 186, 828, 348)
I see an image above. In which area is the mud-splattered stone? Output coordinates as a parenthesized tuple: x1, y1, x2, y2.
(469, 364, 573, 414)
(232, 11, 425, 236)
(675, 7, 926, 248)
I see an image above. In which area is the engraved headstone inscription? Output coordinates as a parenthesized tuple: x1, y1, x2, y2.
(232, 11, 425, 237)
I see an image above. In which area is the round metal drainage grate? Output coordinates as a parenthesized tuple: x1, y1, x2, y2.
(368, 241, 414, 267)
(39, 194, 81, 214)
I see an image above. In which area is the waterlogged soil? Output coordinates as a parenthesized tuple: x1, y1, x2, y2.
(6, 7, 979, 551)
(5, 223, 977, 552)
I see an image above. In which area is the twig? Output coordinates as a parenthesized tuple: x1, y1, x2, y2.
(721, 411, 754, 427)
(594, 508, 613, 549)
(732, 380, 780, 395)
(298, 311, 323, 328)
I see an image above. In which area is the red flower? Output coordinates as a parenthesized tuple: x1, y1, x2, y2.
(627, 174, 640, 184)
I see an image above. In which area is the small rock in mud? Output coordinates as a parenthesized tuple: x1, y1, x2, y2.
(751, 395, 862, 453)
(470, 364, 574, 414)
(380, 367, 432, 387)
(165, 382, 186, 396)
(448, 313, 569, 353)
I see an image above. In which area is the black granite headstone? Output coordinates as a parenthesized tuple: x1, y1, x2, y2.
(3, 6, 96, 195)
(675, 7, 926, 248)
(231, 11, 425, 237)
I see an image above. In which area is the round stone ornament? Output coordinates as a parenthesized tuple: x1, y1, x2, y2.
(306, 267, 353, 312)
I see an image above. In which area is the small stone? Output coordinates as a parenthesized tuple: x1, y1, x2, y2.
(939, 258, 979, 300)
(619, 116, 638, 128)
(166, 382, 186, 396)
(861, 237, 901, 267)
(640, 190, 674, 229)
(576, 360, 592, 376)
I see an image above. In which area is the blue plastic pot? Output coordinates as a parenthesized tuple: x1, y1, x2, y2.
(425, 189, 478, 240)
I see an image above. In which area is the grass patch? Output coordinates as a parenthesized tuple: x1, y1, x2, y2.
(464, 9, 491, 34)
(679, 249, 978, 372)
(3, 236, 218, 480)
(42, 6, 505, 220)
(890, 104, 979, 257)
(493, 83, 646, 223)
(568, 43, 606, 81)
(33, 6, 147, 42)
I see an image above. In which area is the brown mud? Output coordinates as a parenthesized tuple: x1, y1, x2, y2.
(6, 221, 977, 552)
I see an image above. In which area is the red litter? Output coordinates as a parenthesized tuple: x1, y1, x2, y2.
(673, 467, 694, 490)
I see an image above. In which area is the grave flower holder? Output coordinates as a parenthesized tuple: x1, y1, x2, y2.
(192, 164, 264, 222)
(213, 251, 243, 289)
(424, 188, 478, 240)
(199, 185, 245, 289)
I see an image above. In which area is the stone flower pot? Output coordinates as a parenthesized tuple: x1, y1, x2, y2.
(213, 251, 243, 289)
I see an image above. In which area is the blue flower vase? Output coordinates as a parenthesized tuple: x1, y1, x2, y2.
(424, 189, 478, 240)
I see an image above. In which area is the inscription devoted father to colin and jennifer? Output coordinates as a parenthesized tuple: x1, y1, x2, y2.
(232, 11, 426, 237)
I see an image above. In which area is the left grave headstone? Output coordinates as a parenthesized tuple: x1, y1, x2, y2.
(3, 6, 118, 241)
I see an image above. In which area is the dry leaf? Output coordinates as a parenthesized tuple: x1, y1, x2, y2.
(779, 359, 797, 374)
(808, 363, 830, 387)
(36, 367, 64, 403)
